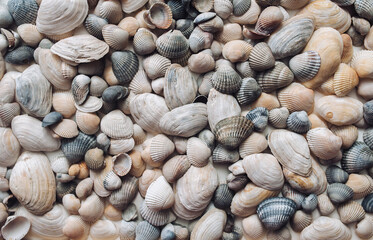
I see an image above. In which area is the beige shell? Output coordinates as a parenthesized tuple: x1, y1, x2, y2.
(90, 156, 114, 197)
(239, 132, 268, 158)
(190, 208, 226, 240)
(356, 217, 373, 239)
(231, 183, 279, 217)
(277, 82, 314, 114)
(118, 17, 139, 36)
(36, 0, 88, 35)
(139, 168, 163, 198)
(267, 227, 292, 240)
(10, 151, 56, 215)
(249, 92, 280, 111)
(291, 210, 312, 232)
(0, 128, 20, 168)
(317, 77, 335, 95)
(333, 63, 359, 97)
(268, 107, 289, 129)
(109, 138, 135, 155)
(280, 0, 309, 9)
(268, 129, 311, 177)
(145, 176, 174, 211)
(338, 201, 365, 224)
(15, 204, 69, 240)
(302, 27, 343, 89)
(0, 54, 4, 80)
(75, 96, 103, 113)
(228, 0, 261, 25)
(17, 24, 44, 47)
(100, 110, 133, 139)
(242, 214, 266, 240)
(11, 115, 61, 152)
(351, 50, 373, 79)
(243, 153, 284, 191)
(330, 125, 358, 149)
(75, 178, 94, 200)
(300, 216, 351, 240)
(104, 204, 122, 221)
(308, 113, 328, 129)
(0, 72, 19, 105)
(98, 0, 123, 24)
(346, 174, 373, 200)
(216, 23, 243, 43)
(78, 192, 105, 223)
(306, 128, 342, 160)
(141, 134, 175, 166)
(53, 91, 76, 118)
(68, 162, 89, 180)
(51, 119, 79, 138)
(317, 193, 335, 216)
(1, 215, 30, 240)
(207, 88, 241, 130)
(62, 194, 81, 215)
(365, 26, 373, 50)
(162, 155, 190, 183)
(188, 52, 215, 74)
(51, 35, 109, 65)
(121, 0, 147, 13)
(186, 137, 211, 167)
(62, 215, 90, 240)
(89, 219, 119, 240)
(222, 40, 253, 63)
(132, 124, 146, 146)
(102, 24, 129, 50)
(341, 34, 353, 64)
(112, 153, 132, 177)
(143, 54, 171, 80)
(298, 0, 351, 33)
(357, 79, 373, 101)
(75, 110, 100, 135)
(315, 95, 363, 126)
(129, 69, 152, 95)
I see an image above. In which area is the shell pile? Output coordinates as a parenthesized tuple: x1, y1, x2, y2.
(1, 0, 373, 239)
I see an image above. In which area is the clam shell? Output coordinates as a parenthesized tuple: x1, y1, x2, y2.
(196, 15, 224, 33)
(1, 215, 31, 240)
(141, 200, 176, 227)
(188, 52, 215, 74)
(175, 19, 194, 38)
(280, 0, 308, 9)
(232, 0, 251, 16)
(128, 150, 145, 178)
(51, 119, 79, 138)
(325, 165, 349, 184)
(341, 34, 354, 64)
(62, 194, 80, 215)
(90, 219, 119, 239)
(327, 183, 354, 204)
(112, 153, 132, 177)
(290, 210, 312, 232)
(11, 115, 60, 152)
(267, 227, 291, 240)
(75, 178, 93, 200)
(135, 221, 160, 240)
(109, 175, 138, 210)
(238, 132, 267, 158)
(129, 70, 152, 95)
(0, 55, 4, 80)
(331, 0, 355, 6)
(10, 151, 56, 215)
(330, 125, 358, 149)
(228, 0, 260, 25)
(75, 96, 102, 113)
(99, 0, 123, 24)
(71, 75, 91, 105)
(213, 144, 239, 164)
(61, 132, 96, 164)
(256, 61, 294, 93)
(281, 183, 306, 209)
(242, 214, 265, 240)
(341, 141, 373, 173)
(42, 111, 63, 128)
(15, 64, 52, 117)
(355, 0, 373, 21)
(0, 5, 13, 28)
(157, 30, 189, 59)
(5, 45, 34, 65)
(235, 77, 261, 106)
(143, 54, 171, 80)
(346, 174, 373, 200)
(0, 72, 18, 105)
(189, 26, 213, 53)
(162, 155, 190, 183)
(133, 28, 157, 56)
(278, 83, 314, 114)
(78, 192, 104, 223)
(102, 24, 129, 50)
(306, 127, 342, 160)
(222, 40, 252, 63)
(100, 110, 133, 139)
(75, 110, 100, 135)
(145, 176, 174, 211)
(132, 124, 146, 146)
(142, 134, 175, 165)
(289, 51, 321, 83)
(300, 216, 351, 240)
(45, 150, 70, 174)
(121, 0, 147, 13)
(301, 194, 318, 213)
(333, 63, 359, 97)
(62, 215, 90, 240)
(338, 200, 365, 224)
(212, 65, 242, 94)
(246, 107, 268, 132)
(269, 107, 289, 129)
(191, 208, 227, 240)
(7, 0, 38, 26)
(252, 6, 284, 37)
(139, 169, 162, 198)
(317, 193, 335, 216)
(351, 50, 373, 78)
(118, 17, 139, 37)
(356, 217, 373, 239)
(214, 0, 233, 19)
(186, 137, 211, 167)
(102, 86, 128, 103)
(0, 128, 20, 168)
(84, 14, 107, 40)
(84, 148, 104, 170)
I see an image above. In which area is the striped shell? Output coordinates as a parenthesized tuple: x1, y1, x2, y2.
(289, 51, 321, 83)
(7, 0, 38, 26)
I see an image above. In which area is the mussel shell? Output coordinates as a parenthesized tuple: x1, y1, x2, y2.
(111, 50, 139, 85)
(42, 111, 63, 127)
(61, 132, 97, 164)
(7, 0, 38, 26)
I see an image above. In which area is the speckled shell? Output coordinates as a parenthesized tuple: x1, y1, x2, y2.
(306, 127, 342, 160)
(300, 216, 352, 240)
(7, 0, 38, 26)
(191, 208, 227, 240)
(10, 151, 56, 215)
(289, 51, 321, 83)
(36, 0, 88, 35)
(256, 61, 294, 93)
(0, 128, 20, 168)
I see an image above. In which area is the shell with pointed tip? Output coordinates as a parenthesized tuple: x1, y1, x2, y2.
(338, 200, 365, 224)
(289, 51, 321, 83)
(156, 30, 189, 59)
(300, 216, 351, 240)
(0, 128, 20, 168)
(1, 215, 30, 240)
(222, 40, 252, 63)
(257, 61, 294, 93)
(162, 155, 190, 183)
(333, 63, 359, 97)
(355, 0, 373, 21)
(109, 176, 138, 210)
(228, 0, 260, 25)
(145, 176, 174, 211)
(7, 0, 38, 26)
(306, 128, 342, 160)
(102, 24, 129, 50)
(36, 0, 87, 35)
(346, 174, 373, 200)
(133, 28, 157, 56)
(191, 208, 226, 240)
(84, 14, 107, 40)
(235, 77, 261, 106)
(326, 165, 349, 184)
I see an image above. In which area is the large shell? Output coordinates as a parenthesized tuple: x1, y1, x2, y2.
(1, 215, 31, 240)
(0, 128, 20, 168)
(338, 201, 365, 224)
(36, 0, 88, 35)
(268, 129, 311, 177)
(306, 128, 342, 160)
(256, 61, 294, 93)
(300, 216, 352, 240)
(315, 95, 363, 126)
(51, 35, 109, 65)
(10, 151, 55, 215)
(15, 64, 52, 117)
(11, 115, 61, 152)
(190, 208, 227, 240)
(278, 82, 314, 114)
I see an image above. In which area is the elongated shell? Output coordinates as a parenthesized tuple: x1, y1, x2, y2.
(300, 216, 351, 240)
(317, 193, 335, 216)
(191, 208, 226, 240)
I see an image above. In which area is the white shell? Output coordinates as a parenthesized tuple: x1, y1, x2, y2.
(190, 208, 227, 240)
(145, 176, 174, 211)
(300, 216, 351, 240)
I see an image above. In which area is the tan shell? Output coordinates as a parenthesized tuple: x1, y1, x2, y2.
(188, 52, 215, 74)
(0, 72, 19, 105)
(268, 129, 312, 177)
(317, 77, 335, 95)
(317, 193, 335, 216)
(62, 215, 90, 240)
(341, 34, 353, 63)
(104, 204, 122, 221)
(75, 110, 100, 135)
(291, 210, 312, 232)
(129, 70, 152, 95)
(300, 216, 351, 240)
(53, 91, 76, 118)
(243, 153, 284, 191)
(90, 156, 114, 197)
(11, 115, 61, 152)
(89, 219, 119, 240)
(186, 137, 211, 167)
(358, 79, 373, 101)
(118, 17, 139, 36)
(78, 192, 105, 223)
(62, 194, 81, 215)
(356, 217, 373, 239)
(0, 55, 6, 82)
(143, 54, 171, 80)
(239, 132, 268, 158)
(365, 26, 373, 50)
(76, 178, 94, 200)
(190, 208, 227, 240)
(0, 128, 20, 168)
(216, 23, 243, 43)
(10, 151, 56, 215)
(333, 63, 359, 97)
(228, 0, 261, 25)
(315, 95, 363, 126)
(306, 128, 342, 160)
(102, 24, 129, 50)
(351, 50, 373, 79)
(121, 0, 148, 13)
(330, 125, 358, 149)
(51, 35, 109, 65)
(132, 124, 146, 146)
(139, 169, 163, 198)
(162, 155, 190, 183)
(338, 201, 365, 224)
(51, 119, 79, 138)
(242, 214, 266, 240)
(100, 110, 133, 139)
(145, 176, 174, 211)
(222, 40, 253, 63)
(99, 0, 123, 24)
(249, 92, 280, 111)
(17, 24, 44, 47)
(36, 0, 88, 35)
(346, 174, 373, 200)
(231, 183, 279, 217)
(277, 82, 314, 114)
(280, 0, 309, 9)
(308, 113, 328, 129)
(75, 96, 103, 113)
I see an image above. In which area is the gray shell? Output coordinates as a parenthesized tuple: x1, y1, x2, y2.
(7, 0, 38, 26)
(61, 132, 97, 164)
(249, 42, 275, 71)
(301, 194, 318, 213)
(233, 0, 251, 16)
(341, 141, 373, 173)
(156, 30, 189, 59)
(176, 19, 194, 38)
(168, 0, 187, 20)
(211, 65, 242, 94)
(235, 78, 261, 106)
(362, 193, 373, 213)
(0, 6, 13, 28)
(282, 183, 306, 210)
(289, 51, 321, 82)
(102, 86, 129, 103)
(245, 107, 268, 132)
(212, 144, 240, 164)
(84, 14, 108, 40)
(331, 0, 355, 6)
(213, 184, 234, 209)
(136, 221, 160, 240)
(111, 50, 139, 85)
(256, 197, 297, 231)
(227, 174, 249, 192)
(286, 111, 311, 134)
(56, 181, 77, 199)
(256, 61, 294, 93)
(140, 202, 171, 226)
(42, 111, 63, 127)
(109, 176, 138, 210)
(325, 165, 349, 184)
(327, 183, 354, 204)
(363, 128, 373, 150)
(354, 0, 373, 21)
(363, 100, 373, 125)
(5, 46, 34, 65)
(198, 129, 215, 151)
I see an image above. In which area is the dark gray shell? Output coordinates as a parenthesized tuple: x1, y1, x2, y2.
(213, 184, 234, 209)
(325, 165, 349, 184)
(327, 183, 354, 205)
(363, 128, 373, 150)
(111, 50, 139, 85)
(176, 19, 194, 38)
(256, 61, 294, 93)
(198, 129, 215, 151)
(102, 86, 129, 103)
(84, 14, 108, 40)
(331, 0, 355, 6)
(362, 193, 373, 213)
(257, 197, 297, 231)
(109, 176, 138, 210)
(363, 100, 373, 125)
(341, 141, 373, 173)
(286, 111, 311, 134)
(61, 132, 97, 164)
(256, 0, 281, 6)
(249, 42, 275, 71)
(168, 0, 187, 20)
(245, 107, 268, 132)
(194, 12, 216, 24)
(211, 65, 242, 94)
(42, 111, 63, 127)
(136, 221, 160, 240)
(156, 30, 189, 59)
(301, 194, 318, 213)
(233, 0, 251, 16)
(7, 0, 38, 26)
(212, 144, 240, 164)
(227, 174, 249, 192)
(0, 6, 13, 28)
(56, 181, 77, 199)
(354, 0, 373, 21)
(5, 46, 34, 65)
(133, 28, 156, 56)
(235, 78, 261, 106)
(282, 183, 306, 210)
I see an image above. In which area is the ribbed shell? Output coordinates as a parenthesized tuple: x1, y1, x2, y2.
(78, 192, 104, 223)
(246, 107, 268, 132)
(162, 155, 190, 183)
(75, 110, 100, 135)
(0, 103, 20, 128)
(338, 201, 365, 224)
(306, 127, 342, 160)
(190, 208, 227, 240)
(100, 110, 133, 139)
(269, 107, 289, 129)
(301, 194, 318, 213)
(257, 61, 294, 93)
(51, 119, 79, 138)
(145, 176, 174, 211)
(176, 19, 194, 38)
(135, 221, 160, 240)
(354, 0, 373, 21)
(109, 176, 138, 210)
(212, 144, 239, 164)
(156, 30, 189, 59)
(331, 125, 358, 149)
(111, 50, 139, 85)
(327, 183, 354, 204)
(249, 42, 275, 71)
(99, 0, 123, 24)
(0, 128, 20, 168)
(7, 0, 38, 26)
(280, 0, 309, 9)
(102, 24, 129, 50)
(325, 165, 349, 184)
(84, 148, 104, 170)
(333, 63, 359, 97)
(146, 2, 173, 29)
(84, 14, 108, 40)
(341, 141, 373, 173)
(267, 227, 292, 240)
(290, 210, 312, 232)
(168, 0, 187, 20)
(281, 184, 306, 210)
(61, 132, 96, 164)
(278, 82, 315, 114)
(186, 137, 211, 167)
(211, 65, 242, 94)
(212, 184, 234, 209)
(346, 174, 373, 200)
(233, 0, 251, 16)
(189, 26, 213, 53)
(140, 202, 171, 227)
(143, 54, 171, 80)
(133, 28, 157, 56)
(214, 0, 233, 19)
(362, 193, 373, 212)
(300, 216, 352, 240)
(235, 77, 261, 106)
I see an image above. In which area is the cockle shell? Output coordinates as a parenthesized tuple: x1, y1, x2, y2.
(351, 50, 373, 79)
(102, 24, 129, 50)
(325, 165, 349, 184)
(7, 0, 38, 26)
(216, 23, 242, 44)
(15, 64, 52, 117)
(98, 0, 123, 24)
(315, 95, 363, 126)
(222, 40, 253, 63)
(0, 128, 20, 168)
(61, 132, 96, 164)
(290, 210, 312, 232)
(10, 151, 56, 215)
(338, 200, 365, 224)
(301, 194, 318, 213)
(135, 221, 160, 240)
(53, 91, 76, 118)
(190, 208, 226, 240)
(129, 70, 152, 95)
(141, 134, 175, 166)
(75, 110, 100, 135)
(300, 216, 352, 240)
(186, 137, 211, 167)
(354, 0, 373, 21)
(256, 61, 294, 93)
(11, 115, 61, 152)
(341, 34, 354, 63)
(188, 52, 215, 74)
(346, 174, 373, 200)
(327, 183, 354, 204)
(36, 0, 88, 35)
(121, 0, 147, 13)
(236, 77, 261, 106)
(284, 111, 310, 132)
(162, 155, 190, 183)
(228, 0, 260, 25)
(139, 169, 162, 198)
(100, 110, 133, 139)
(331, 125, 358, 149)
(133, 28, 157, 56)
(289, 51, 321, 83)
(143, 54, 170, 80)
(140, 203, 171, 226)
(157, 30, 189, 59)
(109, 176, 138, 210)
(144, 2, 173, 29)
(238, 132, 267, 158)
(90, 219, 119, 240)
(278, 82, 314, 114)
(118, 17, 139, 36)
(306, 128, 342, 160)
(268, 107, 289, 129)
(1, 215, 30, 240)
(84, 14, 108, 40)
(212, 144, 239, 164)
(281, 184, 306, 210)
(51, 35, 109, 65)
(62, 215, 90, 240)
(333, 63, 359, 97)
(145, 176, 174, 211)
(78, 192, 104, 223)
(268, 129, 311, 177)
(51, 119, 79, 138)
(356, 217, 373, 239)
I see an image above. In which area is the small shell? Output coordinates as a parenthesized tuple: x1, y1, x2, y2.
(362, 193, 373, 213)
(281, 184, 306, 210)
(301, 194, 318, 213)
(61, 132, 96, 164)
(212, 184, 234, 210)
(100, 110, 133, 139)
(341, 141, 373, 173)
(317, 193, 335, 216)
(167, 0, 186, 20)
(103, 170, 122, 191)
(269, 107, 289, 129)
(5, 45, 34, 65)
(186, 137, 211, 167)
(191, 208, 227, 240)
(143, 54, 171, 80)
(84, 14, 108, 40)
(245, 107, 268, 132)
(111, 50, 139, 84)
(330, 125, 358, 149)
(325, 165, 349, 184)
(142, 134, 175, 166)
(290, 210, 312, 232)
(162, 155, 190, 183)
(341, 34, 354, 63)
(235, 77, 261, 106)
(222, 40, 253, 63)
(338, 200, 365, 224)
(256, 61, 294, 93)
(353, 16, 371, 36)
(189, 26, 213, 53)
(346, 174, 373, 200)
(1, 215, 30, 240)
(136, 221, 160, 240)
(145, 176, 174, 211)
(102, 24, 129, 50)
(84, 148, 104, 170)
(145, 2, 173, 29)
(248, 42, 275, 71)
(211, 65, 242, 94)
(75, 110, 100, 135)
(99, 0, 123, 24)
(129, 70, 152, 95)
(112, 153, 132, 177)
(51, 119, 79, 138)
(192, 0, 214, 12)
(175, 19, 194, 38)
(188, 52, 215, 74)
(355, 0, 373, 21)
(327, 183, 354, 204)
(75, 178, 93, 200)
(213, 144, 240, 164)
(252, 6, 283, 37)
(351, 50, 373, 78)
(62, 194, 80, 215)
(41, 111, 63, 128)
(333, 63, 359, 97)
(109, 176, 138, 210)
(306, 128, 342, 160)
(133, 28, 157, 56)
(300, 216, 352, 240)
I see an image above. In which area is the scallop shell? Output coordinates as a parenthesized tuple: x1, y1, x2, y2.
(338, 200, 365, 224)
(341, 141, 373, 173)
(333, 63, 359, 97)
(317, 193, 335, 216)
(290, 210, 312, 232)
(325, 165, 349, 184)
(256, 61, 294, 93)
(143, 54, 171, 80)
(36, 0, 88, 35)
(7, 0, 38, 26)
(354, 0, 373, 21)
(190, 208, 227, 240)
(346, 174, 373, 200)
(135, 221, 160, 240)
(327, 183, 354, 204)
(62, 215, 90, 240)
(111, 50, 139, 85)
(51, 35, 109, 65)
(306, 127, 342, 160)
(109, 175, 138, 210)
(99, 0, 123, 24)
(15, 64, 52, 117)
(102, 24, 129, 50)
(300, 216, 351, 240)
(11, 115, 61, 152)
(1, 215, 31, 240)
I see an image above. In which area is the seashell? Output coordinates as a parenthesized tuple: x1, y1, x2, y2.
(212, 184, 234, 210)
(280, 0, 308, 9)
(222, 40, 253, 63)
(44, 150, 70, 175)
(351, 50, 373, 79)
(78, 192, 104, 223)
(7, 0, 38, 26)
(251, 6, 284, 37)
(56, 180, 77, 199)
(0, 128, 20, 168)
(196, 15, 224, 33)
(103, 170, 122, 191)
(75, 96, 103, 113)
(68, 162, 89, 179)
(167, 0, 186, 20)
(75, 178, 93, 200)
(84, 14, 107, 40)
(333, 63, 359, 97)
(257, 197, 297, 231)
(100, 110, 133, 139)
(62, 215, 90, 240)
(356, 217, 373, 239)
(121, 0, 147, 13)
(325, 165, 349, 184)
(102, 86, 128, 103)
(290, 210, 312, 232)
(145, 176, 174, 211)
(143, 54, 171, 80)
(236, 62, 255, 79)
(162, 155, 190, 183)
(141, 134, 175, 166)
(327, 183, 354, 204)
(15, 64, 52, 117)
(315, 95, 363, 126)
(71, 75, 90, 106)
(355, 0, 373, 21)
(62, 194, 80, 215)
(346, 174, 373, 200)
(308, 112, 332, 129)
(301, 216, 351, 240)
(51, 35, 109, 65)
(99, 0, 123, 24)
(232, 0, 251, 16)
(160, 223, 175, 240)
(267, 227, 291, 240)
(175, 19, 194, 39)
(317, 77, 335, 95)
(75, 110, 100, 135)
(211, 65, 242, 94)
(238, 132, 267, 158)
(41, 111, 63, 128)
(256, 61, 294, 93)
(228, 0, 260, 25)
(1, 215, 31, 240)
(268, 129, 311, 177)
(61, 132, 96, 164)
(192, 0, 214, 12)
(365, 100, 373, 125)
(278, 83, 314, 114)
(186, 137, 211, 167)
(139, 169, 162, 198)
(191, 208, 227, 240)
(301, 194, 318, 213)
(126, 151, 144, 178)
(330, 125, 358, 149)
(248, 42, 275, 72)
(212, 144, 239, 164)
(362, 193, 373, 213)
(306, 127, 342, 160)
(245, 107, 268, 132)
(157, 30, 189, 59)
(129, 70, 152, 95)
(338, 200, 365, 224)
(189, 26, 213, 53)
(229, 160, 246, 176)
(145, 2, 173, 29)
(140, 203, 173, 227)
(352, 17, 370, 36)
(243, 153, 284, 191)
(214, 0, 233, 19)
(122, 204, 137, 222)
(109, 51, 139, 85)
(11, 115, 60, 152)
(50, 119, 79, 138)
(84, 148, 105, 170)
(227, 173, 249, 192)
(118, 17, 139, 38)
(0, 5, 13, 28)
(269, 107, 289, 129)
(0, 72, 19, 105)
(341, 141, 373, 173)
(341, 34, 354, 63)
(112, 153, 132, 177)
(89, 219, 118, 240)
(5, 45, 34, 65)
(317, 193, 335, 216)
(188, 52, 215, 74)
(109, 175, 138, 210)
(136, 221, 160, 240)
(331, 0, 355, 6)
(133, 28, 157, 56)
(235, 77, 261, 106)
(267, 15, 315, 60)
(242, 214, 265, 240)
(102, 24, 129, 50)
(10, 151, 55, 215)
